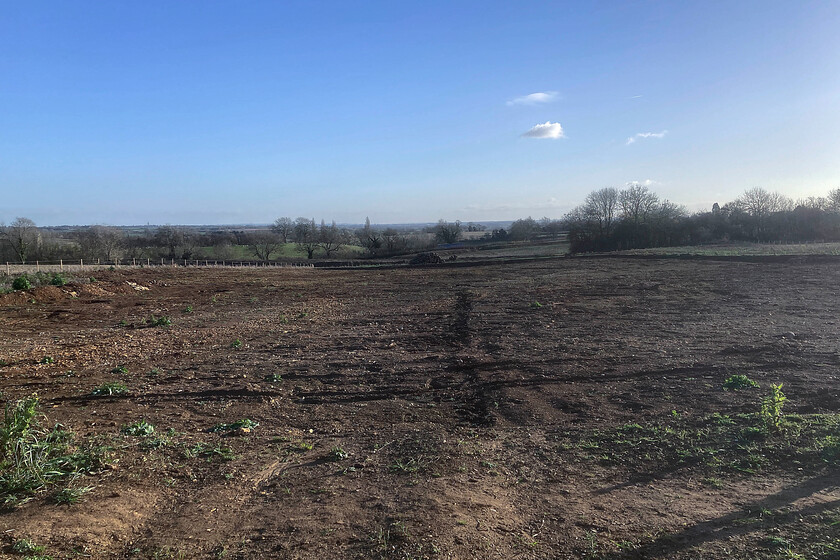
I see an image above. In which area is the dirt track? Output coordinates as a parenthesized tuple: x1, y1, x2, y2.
(1, 258, 838, 559)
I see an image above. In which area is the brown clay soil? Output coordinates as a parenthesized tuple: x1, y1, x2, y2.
(1, 258, 839, 559)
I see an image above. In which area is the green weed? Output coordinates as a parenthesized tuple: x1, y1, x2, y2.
(121, 421, 155, 437)
(91, 382, 128, 397)
(230, 339, 243, 349)
(208, 419, 258, 434)
(0, 396, 106, 506)
(761, 383, 787, 431)
(723, 374, 759, 391)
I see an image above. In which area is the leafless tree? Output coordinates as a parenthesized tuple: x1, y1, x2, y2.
(582, 187, 619, 235)
(619, 184, 659, 225)
(293, 217, 319, 259)
(1, 217, 38, 263)
(434, 220, 462, 244)
(76, 225, 124, 261)
(356, 217, 382, 255)
(318, 220, 346, 257)
(272, 217, 294, 243)
(382, 228, 407, 253)
(734, 187, 793, 217)
(826, 188, 840, 212)
(247, 231, 282, 261)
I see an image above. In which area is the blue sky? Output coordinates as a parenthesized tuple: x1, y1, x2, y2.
(1, 1, 838, 225)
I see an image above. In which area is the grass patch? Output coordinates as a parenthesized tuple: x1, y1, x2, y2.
(568, 409, 840, 477)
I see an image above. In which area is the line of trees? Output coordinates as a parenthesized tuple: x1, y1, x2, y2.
(563, 185, 840, 253)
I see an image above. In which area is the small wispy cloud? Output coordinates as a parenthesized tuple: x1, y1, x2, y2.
(521, 121, 565, 139)
(626, 130, 667, 145)
(507, 91, 558, 106)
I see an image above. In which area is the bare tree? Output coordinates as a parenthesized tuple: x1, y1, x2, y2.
(317, 220, 346, 257)
(382, 227, 407, 253)
(76, 225, 124, 261)
(272, 217, 294, 243)
(247, 231, 282, 261)
(1, 217, 38, 263)
(356, 217, 382, 255)
(154, 225, 185, 259)
(735, 187, 793, 217)
(293, 217, 319, 259)
(826, 188, 840, 212)
(582, 187, 619, 235)
(434, 220, 462, 244)
(619, 184, 659, 225)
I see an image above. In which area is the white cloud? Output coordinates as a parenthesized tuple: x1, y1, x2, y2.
(521, 121, 565, 139)
(507, 91, 558, 106)
(627, 179, 657, 187)
(626, 130, 667, 145)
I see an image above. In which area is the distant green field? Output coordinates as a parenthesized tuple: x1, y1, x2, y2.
(615, 242, 840, 257)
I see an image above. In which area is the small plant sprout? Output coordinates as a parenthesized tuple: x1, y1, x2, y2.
(263, 373, 282, 383)
(39, 356, 55, 364)
(230, 339, 243, 349)
(530, 301, 543, 308)
(328, 446, 349, 461)
(184, 305, 193, 313)
(111, 365, 129, 374)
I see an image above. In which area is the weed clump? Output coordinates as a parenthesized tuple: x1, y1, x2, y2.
(91, 382, 128, 397)
(147, 315, 171, 327)
(209, 419, 258, 434)
(121, 421, 155, 437)
(723, 374, 759, 391)
(49, 273, 67, 286)
(0, 396, 105, 506)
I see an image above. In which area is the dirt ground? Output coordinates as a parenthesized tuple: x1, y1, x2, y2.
(0, 257, 838, 559)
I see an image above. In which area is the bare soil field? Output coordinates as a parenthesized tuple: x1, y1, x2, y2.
(0, 257, 838, 559)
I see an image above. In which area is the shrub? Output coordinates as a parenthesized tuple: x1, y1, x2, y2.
(50, 273, 67, 286)
(12, 275, 31, 291)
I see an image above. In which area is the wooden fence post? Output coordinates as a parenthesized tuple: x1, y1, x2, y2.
(37, 261, 40, 272)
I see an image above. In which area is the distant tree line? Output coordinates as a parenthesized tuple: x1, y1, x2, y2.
(5, 185, 838, 263)
(562, 185, 840, 253)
